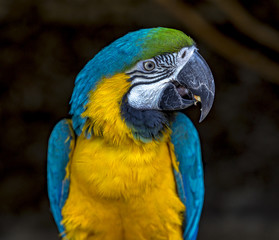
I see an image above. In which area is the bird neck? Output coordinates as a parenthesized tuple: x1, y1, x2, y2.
(121, 94, 175, 142)
(82, 73, 172, 146)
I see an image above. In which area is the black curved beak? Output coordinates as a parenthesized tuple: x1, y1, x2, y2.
(177, 50, 215, 122)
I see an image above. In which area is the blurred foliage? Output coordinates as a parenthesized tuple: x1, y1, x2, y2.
(0, 0, 278, 239)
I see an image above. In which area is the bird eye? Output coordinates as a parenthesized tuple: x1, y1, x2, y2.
(143, 61, 155, 71)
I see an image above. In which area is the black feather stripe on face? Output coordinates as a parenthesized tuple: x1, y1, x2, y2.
(126, 52, 177, 83)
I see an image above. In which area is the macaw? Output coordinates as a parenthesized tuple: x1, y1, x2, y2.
(47, 27, 215, 240)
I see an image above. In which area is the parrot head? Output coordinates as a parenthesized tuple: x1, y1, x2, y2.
(70, 28, 215, 142)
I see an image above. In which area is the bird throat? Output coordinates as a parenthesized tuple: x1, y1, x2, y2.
(82, 73, 174, 144)
(121, 94, 174, 142)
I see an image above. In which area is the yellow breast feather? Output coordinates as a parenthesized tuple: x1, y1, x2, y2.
(62, 74, 185, 240)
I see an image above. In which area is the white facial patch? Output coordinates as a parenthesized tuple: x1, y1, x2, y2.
(125, 46, 197, 110)
(127, 79, 170, 109)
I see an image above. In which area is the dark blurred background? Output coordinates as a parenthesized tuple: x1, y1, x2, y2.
(1, 0, 279, 239)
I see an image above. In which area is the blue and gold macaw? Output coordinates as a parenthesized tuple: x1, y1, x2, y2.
(47, 27, 215, 240)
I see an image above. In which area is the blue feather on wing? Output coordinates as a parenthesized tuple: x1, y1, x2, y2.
(171, 112, 204, 240)
(47, 119, 75, 237)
